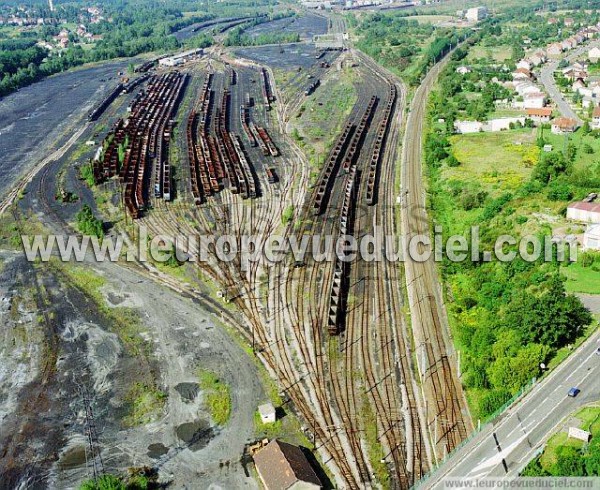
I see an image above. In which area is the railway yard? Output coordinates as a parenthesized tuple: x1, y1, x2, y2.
(0, 10, 473, 490)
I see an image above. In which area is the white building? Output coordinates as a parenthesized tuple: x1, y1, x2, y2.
(484, 117, 526, 132)
(589, 46, 600, 63)
(567, 202, 600, 223)
(158, 48, 203, 67)
(523, 93, 546, 109)
(583, 224, 600, 250)
(466, 6, 488, 22)
(258, 403, 276, 424)
(454, 120, 483, 133)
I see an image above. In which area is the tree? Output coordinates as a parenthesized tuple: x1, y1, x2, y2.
(501, 275, 592, 348)
(478, 389, 512, 419)
(547, 182, 573, 201)
(532, 151, 570, 184)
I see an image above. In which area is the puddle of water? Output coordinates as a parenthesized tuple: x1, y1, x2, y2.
(176, 420, 213, 451)
(174, 382, 200, 402)
(57, 445, 87, 470)
(147, 442, 170, 459)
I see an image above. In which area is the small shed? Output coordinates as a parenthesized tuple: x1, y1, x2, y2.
(258, 403, 277, 424)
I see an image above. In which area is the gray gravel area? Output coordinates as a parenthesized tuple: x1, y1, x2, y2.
(577, 293, 600, 314)
(0, 61, 128, 201)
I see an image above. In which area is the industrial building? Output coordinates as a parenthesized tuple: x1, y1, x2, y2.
(567, 202, 600, 223)
(158, 48, 203, 67)
(466, 6, 488, 22)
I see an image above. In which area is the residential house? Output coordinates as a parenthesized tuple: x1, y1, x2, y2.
(512, 71, 531, 82)
(551, 117, 578, 134)
(562, 39, 575, 51)
(254, 440, 322, 490)
(582, 96, 597, 108)
(589, 46, 600, 63)
(526, 107, 552, 123)
(567, 202, 600, 223)
(564, 17, 575, 27)
(548, 17, 559, 25)
(573, 78, 587, 91)
(547, 43, 563, 58)
(523, 93, 547, 109)
(529, 54, 544, 66)
(456, 66, 471, 75)
(592, 106, 600, 129)
(517, 59, 532, 70)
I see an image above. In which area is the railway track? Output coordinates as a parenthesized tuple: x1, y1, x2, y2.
(400, 48, 472, 461)
(11, 51, 449, 488)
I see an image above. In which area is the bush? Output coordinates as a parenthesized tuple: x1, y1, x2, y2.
(478, 389, 512, 419)
(76, 204, 104, 238)
(547, 182, 573, 201)
(446, 154, 461, 167)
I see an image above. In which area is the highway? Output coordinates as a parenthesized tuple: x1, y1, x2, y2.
(423, 329, 600, 488)
(400, 50, 472, 461)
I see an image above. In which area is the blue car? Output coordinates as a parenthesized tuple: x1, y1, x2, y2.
(568, 387, 580, 397)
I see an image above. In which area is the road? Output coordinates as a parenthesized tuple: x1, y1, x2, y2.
(400, 50, 472, 461)
(538, 40, 600, 125)
(423, 329, 600, 488)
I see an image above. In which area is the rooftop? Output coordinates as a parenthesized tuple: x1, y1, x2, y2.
(254, 439, 322, 490)
(568, 202, 600, 213)
(552, 117, 578, 129)
(526, 108, 552, 116)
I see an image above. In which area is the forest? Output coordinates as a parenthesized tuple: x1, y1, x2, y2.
(0, 0, 277, 96)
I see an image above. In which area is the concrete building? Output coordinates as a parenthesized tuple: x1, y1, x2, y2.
(567, 202, 600, 223)
(583, 224, 600, 250)
(254, 440, 322, 490)
(258, 403, 276, 424)
(466, 6, 487, 22)
(454, 120, 483, 134)
(551, 117, 578, 134)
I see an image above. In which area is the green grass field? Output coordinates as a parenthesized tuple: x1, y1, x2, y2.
(446, 129, 538, 194)
(466, 43, 513, 63)
(562, 261, 600, 294)
(408, 15, 455, 25)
